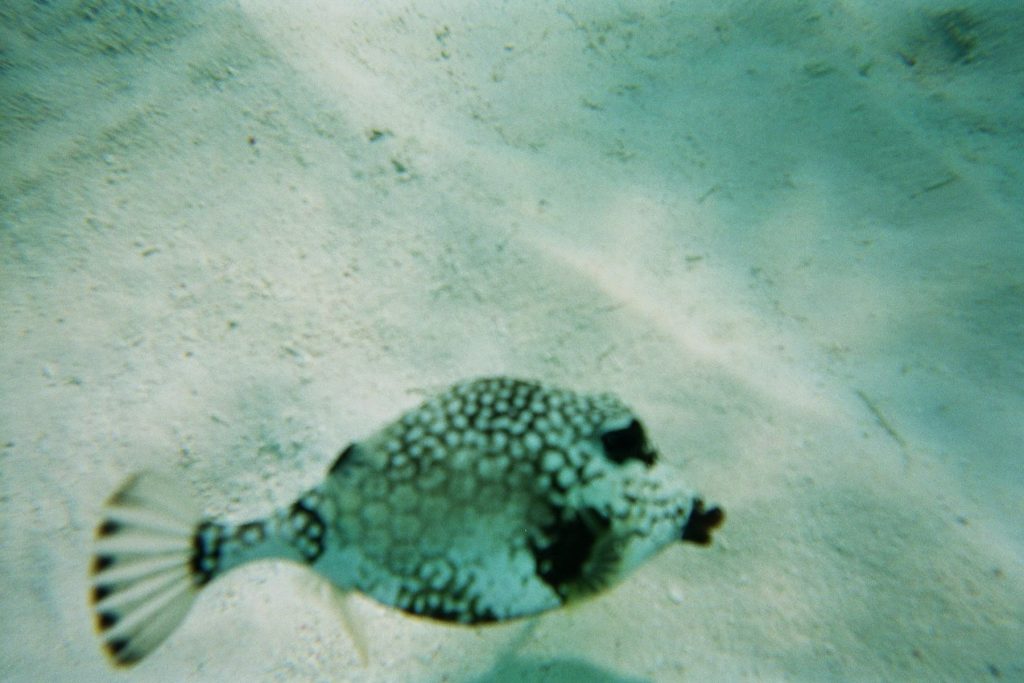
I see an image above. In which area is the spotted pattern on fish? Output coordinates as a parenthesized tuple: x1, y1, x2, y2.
(90, 377, 723, 665)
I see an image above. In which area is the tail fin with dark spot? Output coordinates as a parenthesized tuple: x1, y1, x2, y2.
(90, 472, 206, 666)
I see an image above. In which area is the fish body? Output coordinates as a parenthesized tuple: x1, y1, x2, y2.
(91, 377, 723, 665)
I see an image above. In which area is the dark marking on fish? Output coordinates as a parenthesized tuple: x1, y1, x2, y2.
(681, 498, 724, 546)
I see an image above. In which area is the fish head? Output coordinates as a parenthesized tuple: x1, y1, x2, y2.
(529, 400, 723, 603)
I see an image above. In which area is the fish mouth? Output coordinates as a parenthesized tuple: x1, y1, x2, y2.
(680, 498, 725, 546)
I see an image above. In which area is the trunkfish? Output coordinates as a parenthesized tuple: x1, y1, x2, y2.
(90, 376, 724, 665)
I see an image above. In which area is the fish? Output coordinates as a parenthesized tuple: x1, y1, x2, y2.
(90, 376, 724, 666)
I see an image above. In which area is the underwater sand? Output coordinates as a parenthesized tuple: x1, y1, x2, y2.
(1, 1, 1022, 681)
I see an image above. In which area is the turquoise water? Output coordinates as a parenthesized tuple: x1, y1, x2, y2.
(1, 1, 1021, 681)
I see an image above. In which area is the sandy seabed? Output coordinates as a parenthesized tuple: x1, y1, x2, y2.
(1, 1, 1022, 681)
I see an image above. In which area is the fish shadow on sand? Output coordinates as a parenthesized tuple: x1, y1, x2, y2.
(467, 653, 650, 683)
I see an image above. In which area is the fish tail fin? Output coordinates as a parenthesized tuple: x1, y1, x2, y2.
(90, 471, 214, 666)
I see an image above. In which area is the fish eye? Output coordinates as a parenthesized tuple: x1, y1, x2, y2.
(600, 419, 656, 466)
